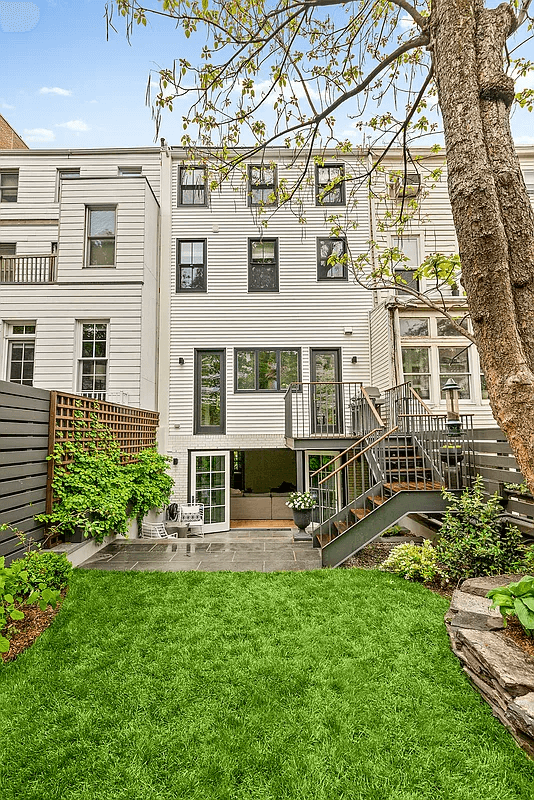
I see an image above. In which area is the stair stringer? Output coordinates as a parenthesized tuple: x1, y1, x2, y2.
(321, 490, 458, 568)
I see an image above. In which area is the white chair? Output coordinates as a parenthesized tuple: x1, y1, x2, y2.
(141, 522, 169, 540)
(179, 504, 204, 538)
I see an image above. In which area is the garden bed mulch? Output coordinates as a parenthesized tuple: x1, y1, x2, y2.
(1, 592, 65, 664)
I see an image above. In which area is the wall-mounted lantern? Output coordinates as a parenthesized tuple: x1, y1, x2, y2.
(442, 377, 462, 436)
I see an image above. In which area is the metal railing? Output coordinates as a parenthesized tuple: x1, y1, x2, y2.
(284, 382, 384, 440)
(0, 254, 57, 283)
(382, 382, 433, 429)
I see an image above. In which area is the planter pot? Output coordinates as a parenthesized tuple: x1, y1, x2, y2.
(292, 508, 314, 533)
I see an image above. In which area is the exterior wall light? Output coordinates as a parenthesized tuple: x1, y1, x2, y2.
(178, 357, 185, 365)
(351, 356, 358, 364)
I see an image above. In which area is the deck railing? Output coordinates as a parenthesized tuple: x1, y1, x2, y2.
(284, 382, 384, 441)
(0, 254, 57, 283)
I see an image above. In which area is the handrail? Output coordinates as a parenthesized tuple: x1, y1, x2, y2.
(318, 426, 399, 485)
(309, 428, 381, 479)
(360, 385, 386, 428)
(408, 386, 434, 415)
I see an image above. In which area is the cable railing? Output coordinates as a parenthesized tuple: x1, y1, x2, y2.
(0, 254, 57, 283)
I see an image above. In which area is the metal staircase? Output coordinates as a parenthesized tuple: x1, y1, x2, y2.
(311, 383, 475, 568)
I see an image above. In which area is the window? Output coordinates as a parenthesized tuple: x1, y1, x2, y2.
(79, 323, 108, 398)
(86, 207, 116, 267)
(56, 168, 80, 201)
(176, 240, 206, 292)
(195, 350, 225, 434)
(315, 164, 345, 205)
(392, 235, 420, 294)
(0, 170, 18, 203)
(248, 239, 278, 292)
(178, 166, 207, 205)
(118, 166, 142, 176)
(436, 317, 469, 336)
(401, 347, 430, 399)
(399, 317, 429, 337)
(439, 346, 471, 399)
(0, 243, 16, 256)
(7, 323, 36, 386)
(523, 170, 534, 196)
(388, 171, 421, 199)
(235, 349, 300, 392)
(248, 165, 277, 207)
(317, 238, 347, 280)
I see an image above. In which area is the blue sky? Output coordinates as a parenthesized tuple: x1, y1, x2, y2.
(1, 0, 534, 149)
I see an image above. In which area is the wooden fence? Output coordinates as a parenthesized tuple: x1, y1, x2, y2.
(1, 384, 159, 562)
(0, 381, 50, 561)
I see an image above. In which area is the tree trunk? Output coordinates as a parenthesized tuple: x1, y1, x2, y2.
(431, 0, 534, 492)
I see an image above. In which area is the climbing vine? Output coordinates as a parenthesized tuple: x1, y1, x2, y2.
(36, 410, 173, 543)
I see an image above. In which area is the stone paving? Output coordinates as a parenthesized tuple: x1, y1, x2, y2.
(79, 528, 322, 572)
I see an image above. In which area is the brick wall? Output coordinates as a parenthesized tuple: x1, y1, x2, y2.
(0, 115, 28, 149)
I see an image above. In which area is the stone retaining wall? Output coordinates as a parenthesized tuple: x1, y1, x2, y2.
(445, 575, 534, 759)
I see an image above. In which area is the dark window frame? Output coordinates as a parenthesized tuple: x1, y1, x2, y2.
(0, 169, 19, 203)
(317, 237, 348, 281)
(315, 163, 345, 206)
(248, 164, 278, 207)
(395, 268, 420, 295)
(176, 238, 207, 293)
(178, 165, 208, 207)
(234, 348, 301, 393)
(194, 349, 226, 435)
(248, 238, 279, 292)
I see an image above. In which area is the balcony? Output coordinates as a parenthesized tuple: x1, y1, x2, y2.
(0, 254, 57, 284)
(284, 383, 385, 447)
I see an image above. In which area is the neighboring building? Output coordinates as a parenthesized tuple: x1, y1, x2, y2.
(2, 136, 532, 532)
(0, 115, 28, 150)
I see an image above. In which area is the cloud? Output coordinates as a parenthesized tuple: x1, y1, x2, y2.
(23, 127, 55, 142)
(56, 119, 89, 132)
(0, 2, 40, 32)
(40, 87, 72, 96)
(399, 15, 415, 29)
(1, 102, 15, 110)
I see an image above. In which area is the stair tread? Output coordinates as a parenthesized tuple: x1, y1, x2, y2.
(333, 520, 347, 534)
(351, 508, 369, 520)
(384, 480, 443, 492)
(368, 495, 385, 506)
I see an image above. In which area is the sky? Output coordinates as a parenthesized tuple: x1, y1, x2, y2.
(1, 0, 534, 150)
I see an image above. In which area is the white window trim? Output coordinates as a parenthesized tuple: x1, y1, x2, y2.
(4, 321, 36, 386)
(77, 320, 109, 400)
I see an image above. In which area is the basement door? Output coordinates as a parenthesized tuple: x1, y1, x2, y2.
(190, 451, 230, 533)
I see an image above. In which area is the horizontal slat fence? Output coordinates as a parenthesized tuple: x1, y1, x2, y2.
(0, 380, 50, 562)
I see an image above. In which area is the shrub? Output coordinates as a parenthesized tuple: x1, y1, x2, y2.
(20, 551, 72, 592)
(488, 576, 534, 636)
(522, 545, 534, 573)
(380, 540, 439, 583)
(435, 476, 524, 581)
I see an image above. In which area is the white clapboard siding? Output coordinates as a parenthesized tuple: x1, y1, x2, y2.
(369, 303, 394, 391)
(168, 150, 373, 437)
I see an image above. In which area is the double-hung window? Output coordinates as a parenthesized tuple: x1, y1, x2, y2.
(56, 168, 80, 201)
(7, 323, 36, 386)
(315, 164, 345, 205)
(248, 239, 278, 292)
(79, 323, 108, 399)
(176, 239, 206, 292)
(317, 238, 347, 280)
(0, 170, 18, 203)
(248, 165, 277, 207)
(235, 349, 300, 392)
(179, 166, 207, 205)
(439, 346, 471, 399)
(401, 347, 430, 400)
(392, 235, 420, 294)
(86, 207, 116, 267)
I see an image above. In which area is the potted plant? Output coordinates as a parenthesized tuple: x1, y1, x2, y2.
(286, 491, 317, 533)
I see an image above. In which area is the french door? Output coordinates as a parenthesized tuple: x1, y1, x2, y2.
(310, 349, 342, 435)
(190, 451, 230, 533)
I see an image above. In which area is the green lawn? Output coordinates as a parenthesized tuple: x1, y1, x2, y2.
(2, 568, 534, 800)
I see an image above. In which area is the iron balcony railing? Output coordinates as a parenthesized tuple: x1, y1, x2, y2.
(284, 382, 384, 441)
(0, 254, 57, 283)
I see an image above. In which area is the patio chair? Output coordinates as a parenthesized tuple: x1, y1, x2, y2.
(179, 503, 204, 538)
(140, 522, 169, 540)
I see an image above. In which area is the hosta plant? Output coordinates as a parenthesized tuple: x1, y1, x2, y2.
(487, 576, 534, 637)
(380, 540, 439, 583)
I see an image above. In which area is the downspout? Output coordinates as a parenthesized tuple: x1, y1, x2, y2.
(156, 141, 172, 454)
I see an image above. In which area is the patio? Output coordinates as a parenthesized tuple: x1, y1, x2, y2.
(79, 528, 322, 572)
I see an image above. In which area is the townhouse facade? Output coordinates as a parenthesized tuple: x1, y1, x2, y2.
(2, 138, 533, 533)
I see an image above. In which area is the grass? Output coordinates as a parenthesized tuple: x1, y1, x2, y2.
(1, 568, 534, 800)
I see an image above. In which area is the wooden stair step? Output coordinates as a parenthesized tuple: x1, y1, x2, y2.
(333, 520, 348, 534)
(351, 507, 369, 520)
(384, 480, 443, 492)
(368, 495, 385, 506)
(316, 532, 333, 547)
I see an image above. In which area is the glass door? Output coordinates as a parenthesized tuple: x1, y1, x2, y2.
(306, 451, 342, 522)
(190, 451, 230, 533)
(310, 349, 342, 434)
